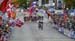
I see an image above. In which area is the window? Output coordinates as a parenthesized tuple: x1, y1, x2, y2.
(53, 0, 55, 2)
(46, 0, 49, 4)
(42, 0, 49, 4)
(42, 0, 45, 4)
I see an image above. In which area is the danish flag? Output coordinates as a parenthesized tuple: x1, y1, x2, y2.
(6, 3, 12, 19)
(0, 0, 8, 13)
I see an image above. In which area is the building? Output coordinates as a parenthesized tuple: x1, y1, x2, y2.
(38, 0, 54, 6)
(36, 0, 64, 9)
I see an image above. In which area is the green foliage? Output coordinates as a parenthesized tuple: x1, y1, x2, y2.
(19, 0, 27, 6)
(12, 0, 30, 8)
(19, 0, 30, 8)
(63, 0, 75, 9)
(71, 0, 75, 9)
(12, 0, 20, 5)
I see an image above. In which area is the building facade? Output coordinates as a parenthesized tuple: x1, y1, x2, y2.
(37, 0, 64, 9)
(38, 0, 54, 6)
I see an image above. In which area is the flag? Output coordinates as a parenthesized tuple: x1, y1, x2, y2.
(9, 0, 12, 4)
(29, 4, 33, 16)
(29, 7, 33, 16)
(16, 19, 24, 25)
(16, 19, 24, 28)
(0, 0, 9, 13)
(8, 11, 11, 19)
(6, 3, 12, 19)
(29, 2, 36, 16)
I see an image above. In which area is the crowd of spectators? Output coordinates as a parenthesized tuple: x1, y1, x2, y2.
(51, 14, 75, 38)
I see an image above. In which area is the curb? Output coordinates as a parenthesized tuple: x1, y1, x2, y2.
(52, 26, 75, 39)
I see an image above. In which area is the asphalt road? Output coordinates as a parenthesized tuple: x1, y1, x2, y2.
(10, 22, 74, 41)
(9, 12, 74, 41)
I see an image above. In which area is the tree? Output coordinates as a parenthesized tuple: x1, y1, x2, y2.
(19, 0, 27, 6)
(12, 0, 20, 7)
(12, 0, 30, 8)
(71, 0, 75, 9)
(19, 0, 30, 9)
(63, 0, 75, 9)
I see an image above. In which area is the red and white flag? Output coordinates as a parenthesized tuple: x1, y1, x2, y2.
(6, 3, 13, 19)
(16, 18, 24, 28)
(0, 0, 9, 13)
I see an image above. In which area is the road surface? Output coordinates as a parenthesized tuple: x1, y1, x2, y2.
(10, 22, 74, 41)
(9, 12, 74, 41)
